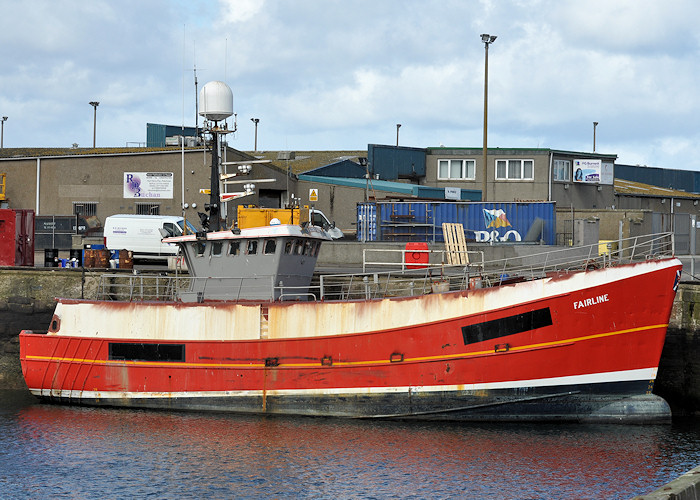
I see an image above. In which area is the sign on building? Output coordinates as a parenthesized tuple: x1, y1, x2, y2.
(600, 162, 614, 185)
(309, 188, 318, 202)
(124, 172, 174, 199)
(445, 187, 461, 200)
(573, 159, 602, 184)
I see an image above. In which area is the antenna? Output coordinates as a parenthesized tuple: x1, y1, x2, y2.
(194, 65, 199, 140)
(194, 41, 199, 142)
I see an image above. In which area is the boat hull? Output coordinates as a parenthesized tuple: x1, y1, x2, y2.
(20, 258, 683, 423)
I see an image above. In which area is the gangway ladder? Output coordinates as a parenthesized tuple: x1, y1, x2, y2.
(442, 223, 469, 265)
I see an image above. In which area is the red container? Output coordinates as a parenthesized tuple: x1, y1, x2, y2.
(405, 242, 429, 269)
(0, 208, 35, 266)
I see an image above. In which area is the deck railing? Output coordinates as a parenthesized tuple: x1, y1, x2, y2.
(95, 232, 674, 303)
(318, 232, 675, 300)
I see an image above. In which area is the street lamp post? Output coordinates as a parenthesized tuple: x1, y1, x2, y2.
(481, 33, 496, 202)
(396, 123, 401, 146)
(251, 118, 259, 152)
(89, 101, 99, 148)
(593, 121, 598, 152)
(0, 116, 7, 149)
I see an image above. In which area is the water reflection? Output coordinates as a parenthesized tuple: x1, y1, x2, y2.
(2, 390, 699, 499)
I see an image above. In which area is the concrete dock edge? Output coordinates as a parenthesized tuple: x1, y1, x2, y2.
(633, 465, 700, 499)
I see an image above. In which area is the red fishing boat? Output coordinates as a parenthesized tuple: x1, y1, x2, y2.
(19, 225, 681, 423)
(18, 81, 683, 423)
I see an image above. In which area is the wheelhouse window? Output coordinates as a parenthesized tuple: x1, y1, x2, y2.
(247, 240, 258, 255)
(438, 159, 475, 180)
(229, 241, 241, 256)
(495, 159, 534, 180)
(263, 239, 276, 255)
(196, 241, 206, 257)
(294, 239, 304, 255)
(212, 241, 223, 256)
(284, 240, 293, 254)
(553, 159, 571, 182)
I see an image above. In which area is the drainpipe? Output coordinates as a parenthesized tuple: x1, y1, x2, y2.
(35, 158, 41, 214)
(547, 151, 553, 202)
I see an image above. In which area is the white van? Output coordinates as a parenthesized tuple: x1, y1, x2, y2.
(104, 214, 199, 260)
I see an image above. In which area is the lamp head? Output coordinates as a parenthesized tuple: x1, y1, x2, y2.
(481, 34, 497, 44)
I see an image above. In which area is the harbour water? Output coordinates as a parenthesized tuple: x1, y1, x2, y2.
(1, 390, 699, 499)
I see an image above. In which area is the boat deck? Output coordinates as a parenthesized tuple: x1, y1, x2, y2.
(94, 232, 675, 303)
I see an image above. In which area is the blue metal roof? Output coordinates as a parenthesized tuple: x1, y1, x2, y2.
(297, 174, 481, 201)
(303, 159, 366, 178)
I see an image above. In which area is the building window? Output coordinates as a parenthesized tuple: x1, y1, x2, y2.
(495, 159, 534, 180)
(553, 160, 571, 182)
(73, 202, 97, 217)
(438, 159, 476, 180)
(136, 203, 160, 215)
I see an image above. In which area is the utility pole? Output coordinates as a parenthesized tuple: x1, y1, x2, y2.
(89, 101, 100, 148)
(251, 118, 259, 152)
(481, 34, 496, 202)
(0, 117, 7, 149)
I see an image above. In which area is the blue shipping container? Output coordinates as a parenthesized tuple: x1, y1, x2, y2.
(357, 201, 555, 245)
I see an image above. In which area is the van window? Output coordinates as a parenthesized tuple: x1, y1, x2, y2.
(178, 220, 199, 235)
(163, 222, 180, 237)
(312, 212, 327, 227)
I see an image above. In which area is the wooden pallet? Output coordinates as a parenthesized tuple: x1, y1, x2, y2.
(442, 223, 469, 265)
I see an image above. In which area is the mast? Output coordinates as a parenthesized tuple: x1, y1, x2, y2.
(207, 127, 221, 232)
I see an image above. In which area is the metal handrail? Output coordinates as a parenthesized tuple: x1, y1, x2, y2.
(95, 232, 674, 304)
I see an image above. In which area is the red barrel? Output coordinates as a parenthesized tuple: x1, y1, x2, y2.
(405, 242, 429, 269)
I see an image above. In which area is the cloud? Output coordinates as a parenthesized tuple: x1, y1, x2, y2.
(0, 0, 698, 169)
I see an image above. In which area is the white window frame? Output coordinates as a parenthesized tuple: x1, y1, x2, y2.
(437, 159, 476, 180)
(553, 159, 571, 182)
(495, 159, 534, 180)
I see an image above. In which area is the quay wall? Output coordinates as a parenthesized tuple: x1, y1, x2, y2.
(634, 465, 700, 500)
(1, 263, 700, 415)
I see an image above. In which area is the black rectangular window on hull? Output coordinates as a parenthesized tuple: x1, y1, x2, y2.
(109, 343, 186, 362)
(461, 308, 552, 346)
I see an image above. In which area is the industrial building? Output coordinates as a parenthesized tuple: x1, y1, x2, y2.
(1, 136, 699, 256)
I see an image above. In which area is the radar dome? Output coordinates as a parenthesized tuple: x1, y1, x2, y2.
(198, 81, 233, 121)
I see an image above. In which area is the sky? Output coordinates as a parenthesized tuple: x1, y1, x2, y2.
(1, 0, 699, 170)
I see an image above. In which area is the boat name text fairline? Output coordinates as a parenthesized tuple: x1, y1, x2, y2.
(573, 294, 609, 310)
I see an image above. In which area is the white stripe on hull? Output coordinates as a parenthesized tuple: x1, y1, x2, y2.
(29, 367, 657, 400)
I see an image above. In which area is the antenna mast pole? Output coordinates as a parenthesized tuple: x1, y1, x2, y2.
(194, 65, 199, 141)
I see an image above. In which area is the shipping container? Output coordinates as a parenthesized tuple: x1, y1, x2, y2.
(357, 201, 556, 245)
(0, 208, 34, 266)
